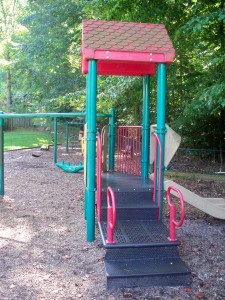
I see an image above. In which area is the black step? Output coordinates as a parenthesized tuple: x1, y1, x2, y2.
(100, 190, 157, 221)
(105, 258, 191, 289)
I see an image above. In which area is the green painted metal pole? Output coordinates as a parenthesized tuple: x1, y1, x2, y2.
(84, 71, 90, 221)
(141, 75, 150, 179)
(156, 63, 167, 220)
(66, 122, 69, 153)
(0, 112, 4, 196)
(108, 108, 115, 171)
(54, 117, 57, 164)
(0, 112, 86, 119)
(86, 60, 97, 242)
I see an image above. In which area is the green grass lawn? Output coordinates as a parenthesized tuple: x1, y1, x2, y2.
(4, 128, 65, 151)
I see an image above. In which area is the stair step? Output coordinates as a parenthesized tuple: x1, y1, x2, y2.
(100, 206, 158, 221)
(105, 245, 180, 261)
(105, 258, 191, 289)
(99, 220, 176, 248)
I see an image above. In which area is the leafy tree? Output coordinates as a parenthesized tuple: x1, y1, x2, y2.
(0, 0, 27, 110)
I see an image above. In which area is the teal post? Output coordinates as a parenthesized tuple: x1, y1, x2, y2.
(141, 75, 150, 178)
(156, 63, 167, 220)
(0, 112, 4, 196)
(108, 108, 115, 171)
(84, 71, 89, 220)
(54, 117, 57, 164)
(66, 122, 69, 153)
(86, 60, 97, 242)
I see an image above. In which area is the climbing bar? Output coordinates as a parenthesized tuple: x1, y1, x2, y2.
(153, 133, 162, 219)
(0, 113, 86, 119)
(0, 112, 112, 119)
(96, 132, 102, 221)
(166, 186, 185, 242)
(106, 187, 117, 244)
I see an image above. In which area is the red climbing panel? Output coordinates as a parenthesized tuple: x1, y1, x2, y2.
(82, 19, 175, 76)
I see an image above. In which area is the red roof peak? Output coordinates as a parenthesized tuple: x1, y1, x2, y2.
(82, 19, 175, 76)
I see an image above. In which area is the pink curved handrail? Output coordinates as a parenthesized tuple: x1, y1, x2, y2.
(153, 133, 162, 219)
(96, 132, 102, 221)
(167, 186, 185, 241)
(106, 187, 117, 244)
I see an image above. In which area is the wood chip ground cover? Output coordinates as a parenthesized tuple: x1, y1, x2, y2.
(0, 148, 224, 299)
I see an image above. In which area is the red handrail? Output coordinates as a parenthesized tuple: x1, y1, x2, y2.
(166, 186, 185, 242)
(153, 133, 162, 219)
(96, 132, 102, 221)
(106, 187, 116, 244)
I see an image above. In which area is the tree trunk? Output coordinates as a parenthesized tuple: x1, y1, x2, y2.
(6, 69, 12, 110)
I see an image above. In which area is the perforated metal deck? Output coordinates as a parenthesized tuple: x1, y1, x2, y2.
(99, 220, 178, 247)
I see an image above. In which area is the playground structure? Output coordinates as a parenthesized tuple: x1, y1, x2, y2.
(81, 19, 225, 288)
(0, 19, 224, 289)
(0, 111, 114, 193)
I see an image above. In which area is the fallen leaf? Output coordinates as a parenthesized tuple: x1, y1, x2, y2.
(195, 292, 204, 299)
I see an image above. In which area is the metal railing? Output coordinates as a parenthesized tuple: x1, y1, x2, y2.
(115, 126, 142, 175)
(153, 133, 162, 219)
(106, 187, 117, 244)
(96, 132, 102, 221)
(166, 186, 185, 241)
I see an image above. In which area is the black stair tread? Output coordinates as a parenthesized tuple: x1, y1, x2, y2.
(105, 257, 190, 277)
(102, 172, 153, 192)
(99, 220, 179, 247)
(101, 197, 157, 208)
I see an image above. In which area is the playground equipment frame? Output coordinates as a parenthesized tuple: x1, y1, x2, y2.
(0, 110, 114, 196)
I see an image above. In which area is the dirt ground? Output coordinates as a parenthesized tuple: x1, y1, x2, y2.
(0, 147, 224, 300)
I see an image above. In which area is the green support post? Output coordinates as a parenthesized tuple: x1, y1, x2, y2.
(66, 122, 69, 153)
(0, 112, 4, 196)
(86, 60, 97, 242)
(84, 71, 90, 220)
(156, 63, 167, 220)
(141, 75, 150, 179)
(54, 117, 57, 164)
(108, 108, 115, 171)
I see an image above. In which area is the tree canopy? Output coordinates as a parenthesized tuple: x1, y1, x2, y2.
(0, 0, 224, 150)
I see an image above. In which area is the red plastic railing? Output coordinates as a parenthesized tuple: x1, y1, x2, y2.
(166, 186, 185, 241)
(115, 126, 141, 175)
(96, 132, 102, 221)
(153, 133, 162, 218)
(106, 187, 117, 244)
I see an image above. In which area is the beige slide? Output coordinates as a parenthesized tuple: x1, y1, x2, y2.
(164, 179, 225, 220)
(151, 124, 225, 220)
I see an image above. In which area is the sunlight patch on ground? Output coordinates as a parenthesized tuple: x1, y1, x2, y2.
(0, 224, 33, 247)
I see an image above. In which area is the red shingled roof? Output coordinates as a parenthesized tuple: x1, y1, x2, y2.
(81, 20, 175, 76)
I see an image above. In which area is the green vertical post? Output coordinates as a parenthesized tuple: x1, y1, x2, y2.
(156, 63, 167, 220)
(141, 75, 150, 179)
(66, 122, 69, 153)
(0, 112, 4, 196)
(108, 108, 115, 171)
(54, 117, 57, 164)
(84, 71, 90, 220)
(86, 59, 97, 242)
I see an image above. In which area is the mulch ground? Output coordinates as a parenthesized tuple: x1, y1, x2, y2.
(0, 147, 224, 299)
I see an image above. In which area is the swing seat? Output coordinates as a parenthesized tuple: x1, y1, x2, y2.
(55, 160, 84, 173)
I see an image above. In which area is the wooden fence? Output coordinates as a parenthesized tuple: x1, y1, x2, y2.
(4, 118, 33, 130)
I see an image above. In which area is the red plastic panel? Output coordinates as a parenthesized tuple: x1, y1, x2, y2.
(82, 58, 156, 76)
